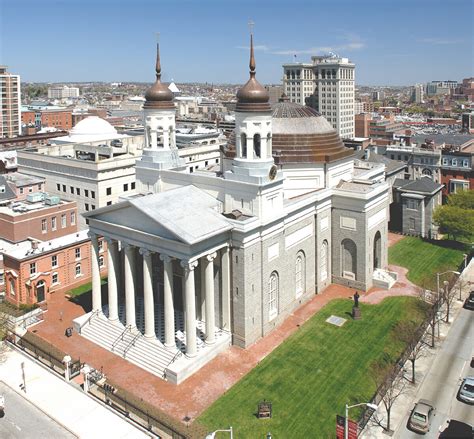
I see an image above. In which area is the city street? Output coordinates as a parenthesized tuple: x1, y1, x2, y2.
(395, 306, 474, 438)
(0, 381, 76, 439)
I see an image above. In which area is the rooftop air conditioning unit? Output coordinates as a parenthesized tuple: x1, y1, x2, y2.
(45, 195, 61, 206)
(26, 192, 45, 203)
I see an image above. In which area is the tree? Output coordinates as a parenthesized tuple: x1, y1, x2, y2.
(433, 205, 474, 242)
(394, 320, 429, 384)
(448, 189, 474, 210)
(439, 280, 459, 324)
(371, 361, 409, 433)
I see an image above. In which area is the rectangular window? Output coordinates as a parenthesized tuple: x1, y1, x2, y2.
(98, 240, 104, 252)
(51, 216, 57, 231)
(75, 264, 81, 277)
(19, 187, 24, 194)
(76, 187, 80, 195)
(85, 189, 89, 197)
(30, 262, 36, 275)
(41, 218, 47, 233)
(71, 211, 76, 225)
(56, 183, 60, 191)
(0, 272, 4, 285)
(85, 203, 89, 211)
(62, 184, 66, 192)
(106, 187, 112, 196)
(91, 191, 95, 199)
(131, 182, 135, 190)
(75, 247, 81, 259)
(70, 186, 74, 194)
(61, 214, 67, 228)
(52, 273, 59, 284)
(123, 183, 128, 191)
(107, 201, 112, 206)
(51, 255, 58, 268)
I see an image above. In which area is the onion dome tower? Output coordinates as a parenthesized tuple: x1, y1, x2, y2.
(227, 31, 279, 185)
(137, 42, 184, 194)
(143, 43, 176, 150)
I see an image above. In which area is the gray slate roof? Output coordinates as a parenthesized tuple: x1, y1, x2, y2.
(393, 177, 443, 194)
(129, 186, 232, 245)
(0, 175, 16, 202)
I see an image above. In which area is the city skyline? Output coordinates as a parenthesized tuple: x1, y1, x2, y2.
(0, 0, 472, 86)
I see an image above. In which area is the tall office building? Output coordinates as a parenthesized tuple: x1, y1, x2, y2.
(0, 66, 21, 138)
(283, 54, 355, 139)
(412, 84, 425, 104)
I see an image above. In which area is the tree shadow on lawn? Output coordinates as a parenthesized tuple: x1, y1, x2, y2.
(68, 284, 108, 314)
(422, 237, 468, 251)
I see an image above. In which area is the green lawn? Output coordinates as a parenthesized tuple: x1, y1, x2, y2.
(67, 277, 108, 297)
(198, 297, 427, 438)
(388, 237, 466, 290)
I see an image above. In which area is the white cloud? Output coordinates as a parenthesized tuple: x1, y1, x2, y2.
(418, 37, 464, 45)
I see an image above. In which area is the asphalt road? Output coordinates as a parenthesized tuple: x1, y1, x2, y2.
(396, 306, 474, 438)
(0, 381, 77, 439)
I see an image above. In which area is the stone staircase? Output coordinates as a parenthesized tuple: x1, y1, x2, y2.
(79, 313, 177, 379)
(373, 268, 398, 289)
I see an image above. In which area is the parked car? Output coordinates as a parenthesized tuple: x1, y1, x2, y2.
(458, 377, 474, 404)
(464, 291, 474, 310)
(439, 419, 473, 438)
(408, 399, 435, 433)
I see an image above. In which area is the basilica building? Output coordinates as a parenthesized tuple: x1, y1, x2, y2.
(74, 37, 394, 384)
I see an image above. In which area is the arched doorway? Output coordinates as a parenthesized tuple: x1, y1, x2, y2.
(373, 231, 382, 270)
(36, 280, 45, 302)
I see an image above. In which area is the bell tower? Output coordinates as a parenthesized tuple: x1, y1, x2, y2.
(136, 42, 184, 193)
(226, 30, 278, 184)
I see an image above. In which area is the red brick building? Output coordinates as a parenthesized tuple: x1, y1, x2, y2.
(2, 231, 107, 306)
(21, 109, 73, 131)
(440, 146, 474, 199)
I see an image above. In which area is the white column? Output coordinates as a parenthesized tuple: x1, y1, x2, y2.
(124, 243, 136, 329)
(160, 254, 175, 348)
(181, 260, 198, 357)
(204, 252, 217, 344)
(140, 248, 155, 339)
(200, 262, 206, 323)
(221, 247, 231, 331)
(89, 232, 101, 312)
(106, 238, 119, 321)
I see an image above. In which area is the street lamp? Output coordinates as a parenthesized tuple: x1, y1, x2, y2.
(345, 402, 378, 439)
(205, 426, 233, 439)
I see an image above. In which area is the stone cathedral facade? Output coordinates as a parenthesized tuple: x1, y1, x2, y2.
(76, 37, 393, 383)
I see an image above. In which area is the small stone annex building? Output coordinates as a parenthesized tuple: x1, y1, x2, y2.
(74, 37, 394, 384)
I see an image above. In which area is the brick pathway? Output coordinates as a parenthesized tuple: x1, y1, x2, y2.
(30, 230, 416, 425)
(31, 268, 419, 425)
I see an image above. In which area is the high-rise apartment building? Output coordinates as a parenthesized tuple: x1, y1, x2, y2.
(283, 54, 355, 139)
(0, 66, 21, 138)
(425, 80, 459, 96)
(48, 86, 80, 99)
(412, 84, 425, 104)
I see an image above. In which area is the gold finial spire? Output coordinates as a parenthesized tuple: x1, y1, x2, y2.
(248, 20, 255, 77)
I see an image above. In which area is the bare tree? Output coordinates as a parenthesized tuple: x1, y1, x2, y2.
(394, 321, 429, 384)
(371, 362, 409, 433)
(439, 281, 458, 324)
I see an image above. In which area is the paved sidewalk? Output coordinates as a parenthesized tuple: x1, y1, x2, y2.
(361, 258, 474, 438)
(0, 346, 152, 439)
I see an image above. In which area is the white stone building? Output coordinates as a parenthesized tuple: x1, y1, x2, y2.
(47, 86, 80, 99)
(75, 39, 392, 384)
(0, 66, 21, 138)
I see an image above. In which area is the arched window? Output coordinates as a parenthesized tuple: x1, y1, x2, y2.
(253, 134, 261, 158)
(268, 271, 279, 321)
(373, 231, 382, 270)
(295, 252, 305, 297)
(240, 133, 247, 158)
(320, 240, 329, 281)
(75, 263, 82, 277)
(266, 133, 271, 155)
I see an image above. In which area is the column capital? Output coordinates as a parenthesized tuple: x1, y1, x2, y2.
(180, 259, 198, 271)
(159, 253, 172, 263)
(104, 237, 116, 245)
(139, 248, 152, 257)
(206, 252, 218, 262)
(122, 242, 135, 251)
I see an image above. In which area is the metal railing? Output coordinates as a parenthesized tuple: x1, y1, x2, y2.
(111, 324, 132, 351)
(78, 309, 100, 331)
(123, 331, 142, 358)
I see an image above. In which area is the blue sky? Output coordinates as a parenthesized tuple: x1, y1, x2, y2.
(1, 0, 472, 85)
